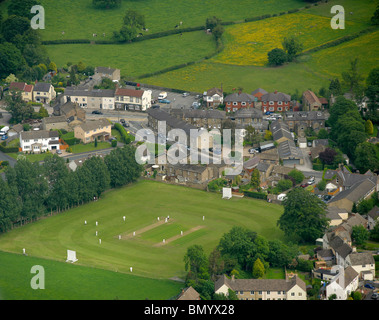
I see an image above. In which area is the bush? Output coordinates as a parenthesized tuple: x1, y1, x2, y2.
(243, 191, 267, 200)
(111, 139, 117, 147)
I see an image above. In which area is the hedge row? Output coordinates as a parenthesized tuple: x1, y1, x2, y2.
(0, 142, 19, 153)
(42, 39, 91, 45)
(243, 190, 268, 200)
(114, 123, 134, 144)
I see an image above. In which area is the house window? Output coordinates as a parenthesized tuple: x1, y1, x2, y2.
(278, 101, 282, 105)
(269, 107, 275, 111)
(250, 291, 254, 294)
(241, 102, 246, 106)
(267, 291, 270, 294)
(233, 102, 238, 106)
(278, 107, 282, 111)
(269, 101, 274, 105)
(291, 292, 295, 296)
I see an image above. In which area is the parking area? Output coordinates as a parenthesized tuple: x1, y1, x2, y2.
(123, 84, 201, 110)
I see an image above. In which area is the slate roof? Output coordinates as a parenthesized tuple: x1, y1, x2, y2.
(233, 108, 263, 119)
(215, 274, 306, 293)
(251, 88, 268, 95)
(277, 140, 303, 160)
(336, 266, 358, 289)
(77, 118, 110, 132)
(224, 92, 255, 103)
(34, 82, 52, 92)
(115, 88, 144, 98)
(303, 90, 321, 105)
(21, 130, 59, 140)
(368, 206, 379, 220)
(42, 116, 67, 124)
(348, 252, 375, 266)
(270, 120, 293, 142)
(261, 91, 291, 102)
(328, 179, 376, 204)
(177, 287, 201, 300)
(171, 109, 226, 119)
(64, 87, 115, 97)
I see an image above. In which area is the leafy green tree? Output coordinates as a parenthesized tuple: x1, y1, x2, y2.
(268, 239, 298, 268)
(341, 58, 365, 96)
(0, 178, 22, 232)
(5, 91, 35, 123)
(48, 61, 57, 73)
(217, 226, 269, 272)
(208, 248, 224, 280)
(184, 245, 210, 282)
(7, 0, 40, 20)
(252, 258, 265, 278)
(351, 225, 369, 246)
(0, 42, 27, 78)
(82, 156, 110, 198)
(250, 169, 260, 190)
(365, 120, 374, 135)
(354, 142, 379, 173)
(277, 188, 329, 243)
(104, 145, 143, 188)
(92, 0, 121, 9)
(329, 78, 342, 96)
(276, 179, 292, 192)
(282, 36, 303, 61)
(38, 106, 49, 118)
(317, 180, 326, 191)
(2, 15, 31, 43)
(267, 48, 287, 66)
(288, 169, 304, 185)
(206, 16, 222, 30)
(366, 67, 379, 87)
(212, 24, 224, 41)
(371, 5, 379, 25)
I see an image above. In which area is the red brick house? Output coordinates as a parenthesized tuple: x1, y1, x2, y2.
(251, 88, 268, 101)
(224, 92, 255, 113)
(261, 91, 291, 113)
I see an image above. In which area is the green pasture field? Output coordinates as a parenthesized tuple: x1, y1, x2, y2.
(0, 0, 306, 41)
(0, 180, 284, 282)
(45, 31, 217, 77)
(0, 251, 182, 300)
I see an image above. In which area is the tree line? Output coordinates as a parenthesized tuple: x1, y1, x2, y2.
(0, 145, 143, 233)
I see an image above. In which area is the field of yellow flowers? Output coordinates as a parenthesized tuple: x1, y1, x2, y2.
(212, 12, 363, 66)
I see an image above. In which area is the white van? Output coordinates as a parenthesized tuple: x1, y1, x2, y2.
(0, 126, 9, 136)
(158, 92, 167, 100)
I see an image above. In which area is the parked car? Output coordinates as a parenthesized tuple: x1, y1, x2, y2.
(182, 92, 190, 97)
(56, 149, 62, 154)
(158, 99, 171, 104)
(192, 102, 200, 108)
(120, 119, 125, 123)
(365, 283, 375, 290)
(1, 135, 8, 140)
(308, 176, 315, 185)
(265, 111, 273, 115)
(301, 183, 308, 188)
(151, 105, 160, 109)
(123, 122, 130, 127)
(158, 92, 167, 100)
(92, 110, 103, 114)
(371, 292, 379, 300)
(324, 195, 332, 201)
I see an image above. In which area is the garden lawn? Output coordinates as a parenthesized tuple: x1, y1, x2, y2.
(69, 141, 111, 153)
(0, 180, 284, 280)
(0, 251, 183, 300)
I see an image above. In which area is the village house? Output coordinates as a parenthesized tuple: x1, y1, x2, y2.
(284, 111, 327, 137)
(270, 120, 293, 144)
(33, 82, 56, 105)
(231, 108, 267, 133)
(176, 287, 201, 300)
(115, 87, 152, 111)
(367, 206, 379, 230)
(147, 108, 213, 150)
(326, 207, 349, 227)
(224, 92, 255, 113)
(260, 91, 291, 113)
(346, 252, 376, 281)
(214, 274, 307, 300)
(63, 87, 115, 110)
(20, 130, 60, 153)
(277, 139, 304, 166)
(8, 82, 34, 102)
(302, 90, 322, 111)
(203, 87, 224, 108)
(74, 118, 111, 144)
(53, 101, 86, 125)
(325, 266, 359, 300)
(251, 88, 268, 102)
(169, 109, 226, 130)
(42, 115, 70, 132)
(94, 66, 120, 82)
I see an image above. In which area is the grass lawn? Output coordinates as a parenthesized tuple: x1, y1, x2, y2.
(0, 180, 284, 281)
(0, 251, 183, 300)
(69, 141, 111, 153)
(7, 152, 54, 163)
